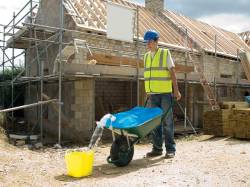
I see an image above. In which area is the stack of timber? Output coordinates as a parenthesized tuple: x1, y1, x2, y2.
(203, 101, 250, 139)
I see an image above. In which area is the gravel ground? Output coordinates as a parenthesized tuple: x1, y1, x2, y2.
(0, 133, 249, 187)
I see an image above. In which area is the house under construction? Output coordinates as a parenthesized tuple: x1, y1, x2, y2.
(1, 0, 250, 144)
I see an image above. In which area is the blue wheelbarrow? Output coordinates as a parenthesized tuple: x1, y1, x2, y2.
(103, 101, 173, 167)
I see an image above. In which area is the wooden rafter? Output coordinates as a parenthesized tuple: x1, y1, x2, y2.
(81, 0, 105, 29)
(75, 0, 97, 27)
(91, 0, 106, 26)
(65, 0, 85, 24)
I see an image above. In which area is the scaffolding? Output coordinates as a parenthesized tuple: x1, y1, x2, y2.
(0, 0, 64, 145)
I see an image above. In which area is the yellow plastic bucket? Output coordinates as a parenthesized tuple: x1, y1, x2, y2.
(65, 150, 94, 178)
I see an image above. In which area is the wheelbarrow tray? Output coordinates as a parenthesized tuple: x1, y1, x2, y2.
(112, 115, 162, 139)
(104, 107, 163, 140)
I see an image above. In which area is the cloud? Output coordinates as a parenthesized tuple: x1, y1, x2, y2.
(0, 0, 28, 25)
(167, 0, 250, 18)
(0, 5, 6, 10)
(199, 13, 250, 33)
(132, 0, 250, 32)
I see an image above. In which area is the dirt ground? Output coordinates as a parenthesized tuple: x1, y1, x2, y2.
(0, 132, 250, 187)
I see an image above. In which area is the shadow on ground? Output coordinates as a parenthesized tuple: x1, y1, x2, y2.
(199, 136, 250, 145)
(55, 155, 171, 182)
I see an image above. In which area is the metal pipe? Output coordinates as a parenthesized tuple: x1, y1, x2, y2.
(0, 99, 57, 113)
(236, 49, 240, 100)
(33, 22, 44, 143)
(0, 51, 25, 65)
(214, 35, 217, 100)
(5, 4, 38, 34)
(1, 72, 250, 87)
(176, 101, 197, 134)
(5, 0, 31, 29)
(58, 0, 64, 146)
(40, 60, 44, 143)
(136, 6, 140, 106)
(11, 12, 15, 119)
(1, 26, 5, 108)
(184, 28, 188, 129)
(5, 35, 70, 48)
(11, 69, 25, 83)
(0, 50, 18, 71)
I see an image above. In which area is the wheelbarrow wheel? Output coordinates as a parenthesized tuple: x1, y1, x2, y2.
(108, 136, 134, 167)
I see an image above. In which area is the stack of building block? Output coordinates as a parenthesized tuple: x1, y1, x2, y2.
(220, 101, 249, 109)
(228, 109, 250, 139)
(203, 109, 231, 136)
(203, 101, 250, 139)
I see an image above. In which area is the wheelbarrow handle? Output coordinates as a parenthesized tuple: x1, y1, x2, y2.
(144, 96, 150, 107)
(144, 95, 175, 122)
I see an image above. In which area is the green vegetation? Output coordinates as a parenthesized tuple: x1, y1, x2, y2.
(0, 67, 25, 116)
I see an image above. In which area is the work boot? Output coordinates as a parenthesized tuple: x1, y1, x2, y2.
(165, 152, 175, 159)
(146, 149, 162, 157)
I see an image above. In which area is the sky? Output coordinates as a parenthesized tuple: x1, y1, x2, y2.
(134, 0, 250, 33)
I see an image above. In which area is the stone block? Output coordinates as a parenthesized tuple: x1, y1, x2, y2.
(75, 81, 83, 89)
(75, 90, 85, 97)
(75, 112, 82, 119)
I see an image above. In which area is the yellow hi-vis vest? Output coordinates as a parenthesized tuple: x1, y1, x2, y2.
(144, 48, 172, 93)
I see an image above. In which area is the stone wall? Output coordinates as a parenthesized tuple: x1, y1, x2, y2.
(203, 54, 239, 82)
(63, 79, 95, 142)
(95, 80, 137, 121)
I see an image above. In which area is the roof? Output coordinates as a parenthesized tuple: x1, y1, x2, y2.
(161, 10, 250, 57)
(63, 0, 250, 57)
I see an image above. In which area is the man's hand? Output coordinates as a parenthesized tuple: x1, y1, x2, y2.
(170, 67, 181, 101)
(174, 90, 181, 101)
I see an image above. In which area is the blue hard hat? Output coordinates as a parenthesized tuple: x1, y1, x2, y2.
(143, 30, 160, 42)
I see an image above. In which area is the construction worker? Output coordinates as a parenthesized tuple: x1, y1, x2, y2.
(143, 30, 181, 158)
